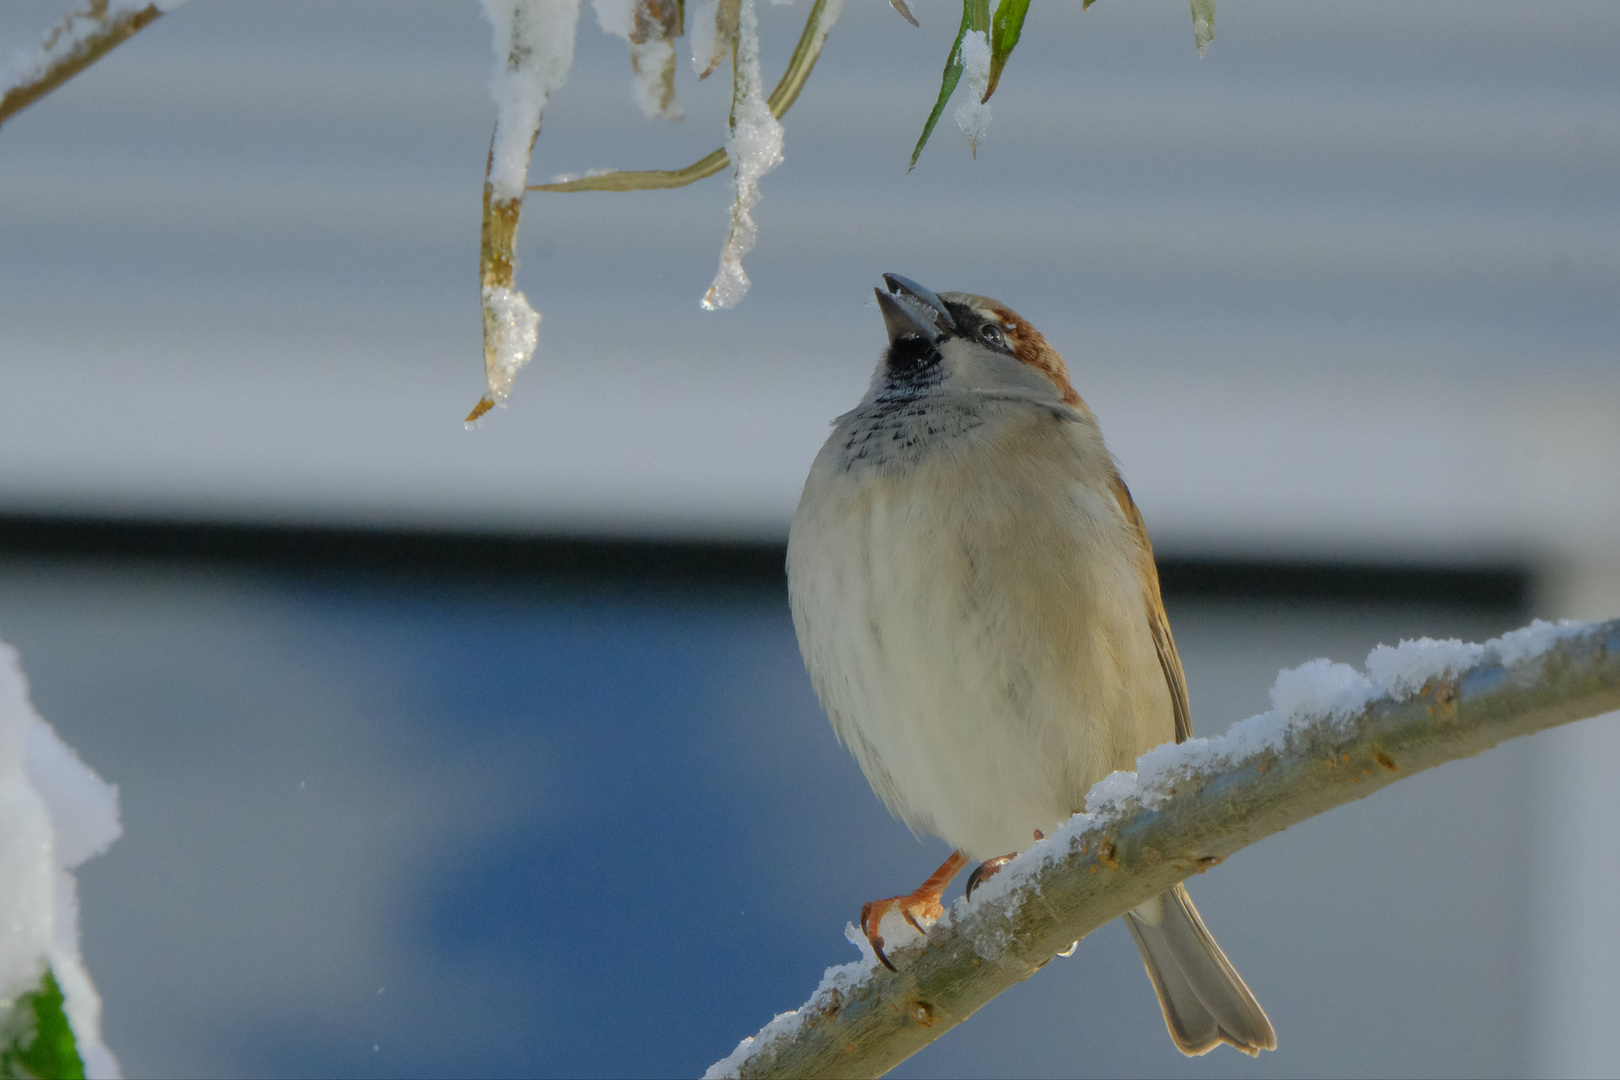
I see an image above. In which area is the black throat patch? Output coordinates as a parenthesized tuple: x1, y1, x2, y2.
(882, 335, 943, 393)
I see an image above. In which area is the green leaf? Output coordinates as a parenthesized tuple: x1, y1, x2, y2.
(1190, 0, 1214, 54)
(908, 0, 988, 171)
(983, 0, 1032, 102)
(0, 970, 85, 1080)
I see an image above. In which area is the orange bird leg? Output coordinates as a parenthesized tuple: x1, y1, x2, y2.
(859, 851, 969, 972)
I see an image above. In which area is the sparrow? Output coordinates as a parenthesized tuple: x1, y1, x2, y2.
(785, 274, 1276, 1057)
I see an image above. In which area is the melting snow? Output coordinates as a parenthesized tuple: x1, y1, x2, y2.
(701, 0, 784, 311)
(687, 0, 727, 78)
(954, 30, 993, 154)
(479, 285, 541, 406)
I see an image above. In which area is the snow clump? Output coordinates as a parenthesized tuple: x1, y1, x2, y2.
(481, 0, 584, 202)
(954, 30, 993, 154)
(701, 0, 784, 310)
(0, 641, 121, 1080)
(480, 284, 542, 404)
(592, 0, 684, 121)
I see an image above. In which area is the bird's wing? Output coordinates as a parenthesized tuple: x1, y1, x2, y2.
(1112, 477, 1192, 744)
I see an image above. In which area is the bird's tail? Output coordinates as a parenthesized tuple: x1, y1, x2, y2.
(1122, 883, 1277, 1057)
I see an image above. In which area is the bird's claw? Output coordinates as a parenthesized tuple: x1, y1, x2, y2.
(965, 854, 1016, 901)
(860, 891, 945, 972)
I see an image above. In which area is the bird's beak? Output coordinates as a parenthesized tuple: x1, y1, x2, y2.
(876, 273, 956, 345)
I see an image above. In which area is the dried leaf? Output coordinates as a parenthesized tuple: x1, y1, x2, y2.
(695, 0, 740, 79)
(629, 0, 682, 42)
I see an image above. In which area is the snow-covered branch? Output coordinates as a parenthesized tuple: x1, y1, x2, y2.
(706, 617, 1620, 1079)
(528, 0, 841, 195)
(467, 0, 582, 424)
(0, 0, 184, 129)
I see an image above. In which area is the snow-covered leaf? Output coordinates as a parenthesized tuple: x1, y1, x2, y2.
(908, 0, 980, 171)
(0, 969, 83, 1080)
(953, 29, 992, 155)
(690, 0, 741, 79)
(1190, 0, 1214, 54)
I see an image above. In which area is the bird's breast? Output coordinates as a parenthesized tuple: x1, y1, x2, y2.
(788, 404, 1175, 859)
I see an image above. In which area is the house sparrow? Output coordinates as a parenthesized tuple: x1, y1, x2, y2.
(785, 274, 1276, 1057)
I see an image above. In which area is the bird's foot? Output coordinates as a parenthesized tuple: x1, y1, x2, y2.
(860, 851, 968, 972)
(965, 854, 1017, 900)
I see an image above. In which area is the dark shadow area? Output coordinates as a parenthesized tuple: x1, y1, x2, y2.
(0, 514, 1532, 607)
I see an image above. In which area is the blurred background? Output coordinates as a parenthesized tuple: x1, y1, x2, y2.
(0, 1, 1616, 1077)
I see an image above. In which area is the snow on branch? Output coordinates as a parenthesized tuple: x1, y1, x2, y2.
(528, 0, 842, 195)
(706, 617, 1620, 1079)
(0, 0, 185, 129)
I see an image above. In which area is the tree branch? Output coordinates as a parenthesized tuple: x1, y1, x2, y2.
(0, 1, 173, 131)
(706, 617, 1620, 1079)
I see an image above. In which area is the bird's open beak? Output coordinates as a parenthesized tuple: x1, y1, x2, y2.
(876, 273, 956, 345)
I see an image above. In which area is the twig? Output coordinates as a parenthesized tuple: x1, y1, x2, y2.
(706, 618, 1620, 1079)
(0, 0, 172, 130)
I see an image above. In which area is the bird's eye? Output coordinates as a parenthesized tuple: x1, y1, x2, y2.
(981, 324, 1006, 348)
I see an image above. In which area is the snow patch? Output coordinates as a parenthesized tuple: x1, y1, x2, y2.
(0, 641, 121, 1080)
(954, 30, 992, 153)
(701, 0, 784, 310)
(481, 0, 584, 202)
(1081, 618, 1598, 826)
(1271, 658, 1376, 725)
(1492, 618, 1588, 667)
(479, 285, 541, 406)
(1365, 637, 1486, 699)
(687, 0, 726, 77)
